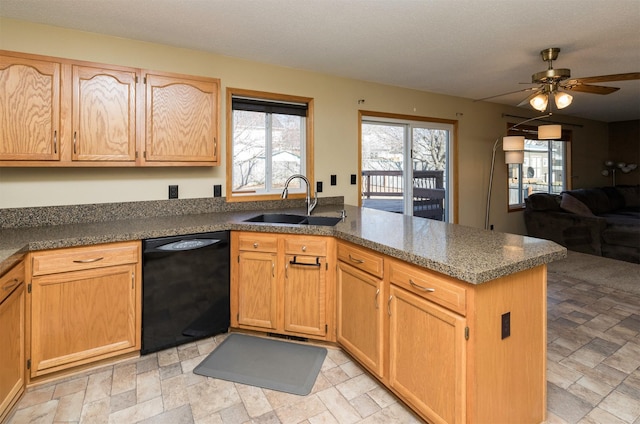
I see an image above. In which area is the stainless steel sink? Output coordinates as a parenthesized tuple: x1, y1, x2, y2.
(244, 213, 342, 227)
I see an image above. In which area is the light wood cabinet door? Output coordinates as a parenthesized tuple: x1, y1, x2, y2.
(0, 263, 25, 423)
(30, 264, 138, 377)
(284, 254, 327, 337)
(388, 284, 466, 424)
(0, 54, 61, 161)
(144, 72, 219, 164)
(72, 65, 137, 162)
(236, 250, 277, 330)
(336, 262, 384, 377)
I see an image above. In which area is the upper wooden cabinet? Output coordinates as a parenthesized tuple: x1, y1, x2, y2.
(0, 50, 220, 167)
(144, 72, 219, 164)
(0, 55, 61, 161)
(72, 64, 138, 162)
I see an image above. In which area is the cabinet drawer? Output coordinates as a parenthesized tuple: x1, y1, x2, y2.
(337, 242, 383, 278)
(1, 261, 25, 304)
(238, 233, 278, 253)
(285, 237, 327, 256)
(31, 242, 139, 276)
(389, 260, 466, 315)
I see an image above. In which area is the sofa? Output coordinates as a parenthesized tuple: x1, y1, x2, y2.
(524, 185, 640, 263)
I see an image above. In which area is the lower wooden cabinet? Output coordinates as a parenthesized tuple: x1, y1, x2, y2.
(28, 241, 141, 379)
(231, 232, 334, 341)
(388, 284, 466, 424)
(336, 261, 384, 377)
(0, 261, 25, 423)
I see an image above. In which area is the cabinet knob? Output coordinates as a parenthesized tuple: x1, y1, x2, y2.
(302, 245, 307, 252)
(253, 243, 258, 248)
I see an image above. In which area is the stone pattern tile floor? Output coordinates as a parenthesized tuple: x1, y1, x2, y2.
(6, 271, 640, 424)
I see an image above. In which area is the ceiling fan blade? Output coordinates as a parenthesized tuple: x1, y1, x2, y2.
(474, 86, 540, 102)
(565, 84, 620, 95)
(570, 72, 640, 84)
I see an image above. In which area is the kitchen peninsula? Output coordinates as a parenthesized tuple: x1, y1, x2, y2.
(0, 199, 566, 424)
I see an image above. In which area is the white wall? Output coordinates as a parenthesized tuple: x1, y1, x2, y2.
(0, 18, 609, 234)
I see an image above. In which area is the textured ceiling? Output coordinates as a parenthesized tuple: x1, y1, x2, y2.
(1, 0, 639, 122)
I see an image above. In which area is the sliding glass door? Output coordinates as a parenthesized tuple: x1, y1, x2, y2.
(361, 116, 452, 222)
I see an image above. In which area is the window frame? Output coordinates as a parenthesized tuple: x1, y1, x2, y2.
(506, 124, 572, 211)
(225, 88, 314, 202)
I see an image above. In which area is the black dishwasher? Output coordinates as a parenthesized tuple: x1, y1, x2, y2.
(142, 231, 230, 354)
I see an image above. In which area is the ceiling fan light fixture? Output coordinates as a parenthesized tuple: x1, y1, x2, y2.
(538, 124, 562, 139)
(530, 93, 548, 111)
(554, 91, 573, 109)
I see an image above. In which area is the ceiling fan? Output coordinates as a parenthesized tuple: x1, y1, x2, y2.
(478, 47, 640, 112)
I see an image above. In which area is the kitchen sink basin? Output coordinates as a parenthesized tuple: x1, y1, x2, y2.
(244, 213, 342, 227)
(300, 216, 343, 226)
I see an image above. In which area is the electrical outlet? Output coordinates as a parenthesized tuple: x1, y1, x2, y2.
(168, 185, 178, 199)
(316, 181, 323, 193)
(501, 312, 511, 339)
(213, 184, 222, 197)
(351, 174, 357, 185)
(330, 175, 337, 186)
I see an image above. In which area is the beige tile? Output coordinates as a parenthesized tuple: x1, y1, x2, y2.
(336, 374, 378, 401)
(322, 365, 351, 386)
(309, 410, 340, 424)
(339, 361, 365, 379)
(219, 402, 250, 423)
(138, 404, 194, 424)
(598, 389, 640, 423)
(107, 396, 164, 424)
(109, 389, 136, 414)
(84, 368, 113, 404)
(316, 387, 361, 424)
(136, 369, 162, 403)
(80, 398, 110, 424)
(275, 394, 327, 424)
(111, 363, 137, 395)
(349, 393, 381, 418)
(14, 385, 55, 409)
(52, 376, 88, 399)
(187, 378, 241, 420)
(579, 407, 628, 424)
(53, 390, 85, 422)
(160, 374, 190, 411)
(365, 387, 396, 409)
(9, 399, 58, 423)
(157, 347, 180, 367)
(603, 341, 640, 374)
(235, 383, 273, 418)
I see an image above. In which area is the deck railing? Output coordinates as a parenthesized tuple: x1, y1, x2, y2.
(361, 170, 445, 220)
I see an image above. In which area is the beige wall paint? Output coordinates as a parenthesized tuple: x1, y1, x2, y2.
(0, 18, 609, 234)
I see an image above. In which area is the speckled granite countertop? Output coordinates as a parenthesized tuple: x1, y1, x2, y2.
(0, 203, 566, 284)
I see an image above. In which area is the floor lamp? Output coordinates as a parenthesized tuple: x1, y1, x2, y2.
(485, 113, 558, 230)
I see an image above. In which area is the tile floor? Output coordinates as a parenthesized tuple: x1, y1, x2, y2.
(6, 271, 640, 424)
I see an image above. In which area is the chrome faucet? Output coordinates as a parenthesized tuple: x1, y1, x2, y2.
(281, 174, 317, 215)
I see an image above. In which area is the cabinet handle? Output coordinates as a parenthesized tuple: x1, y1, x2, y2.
(289, 256, 321, 267)
(2, 278, 20, 291)
(253, 242, 259, 248)
(302, 245, 307, 252)
(73, 257, 104, 264)
(348, 254, 364, 264)
(73, 131, 77, 154)
(409, 279, 435, 292)
(388, 295, 393, 316)
(375, 288, 380, 309)
(53, 130, 57, 154)
(272, 261, 275, 277)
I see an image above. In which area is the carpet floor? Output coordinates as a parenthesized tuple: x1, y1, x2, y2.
(547, 251, 640, 295)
